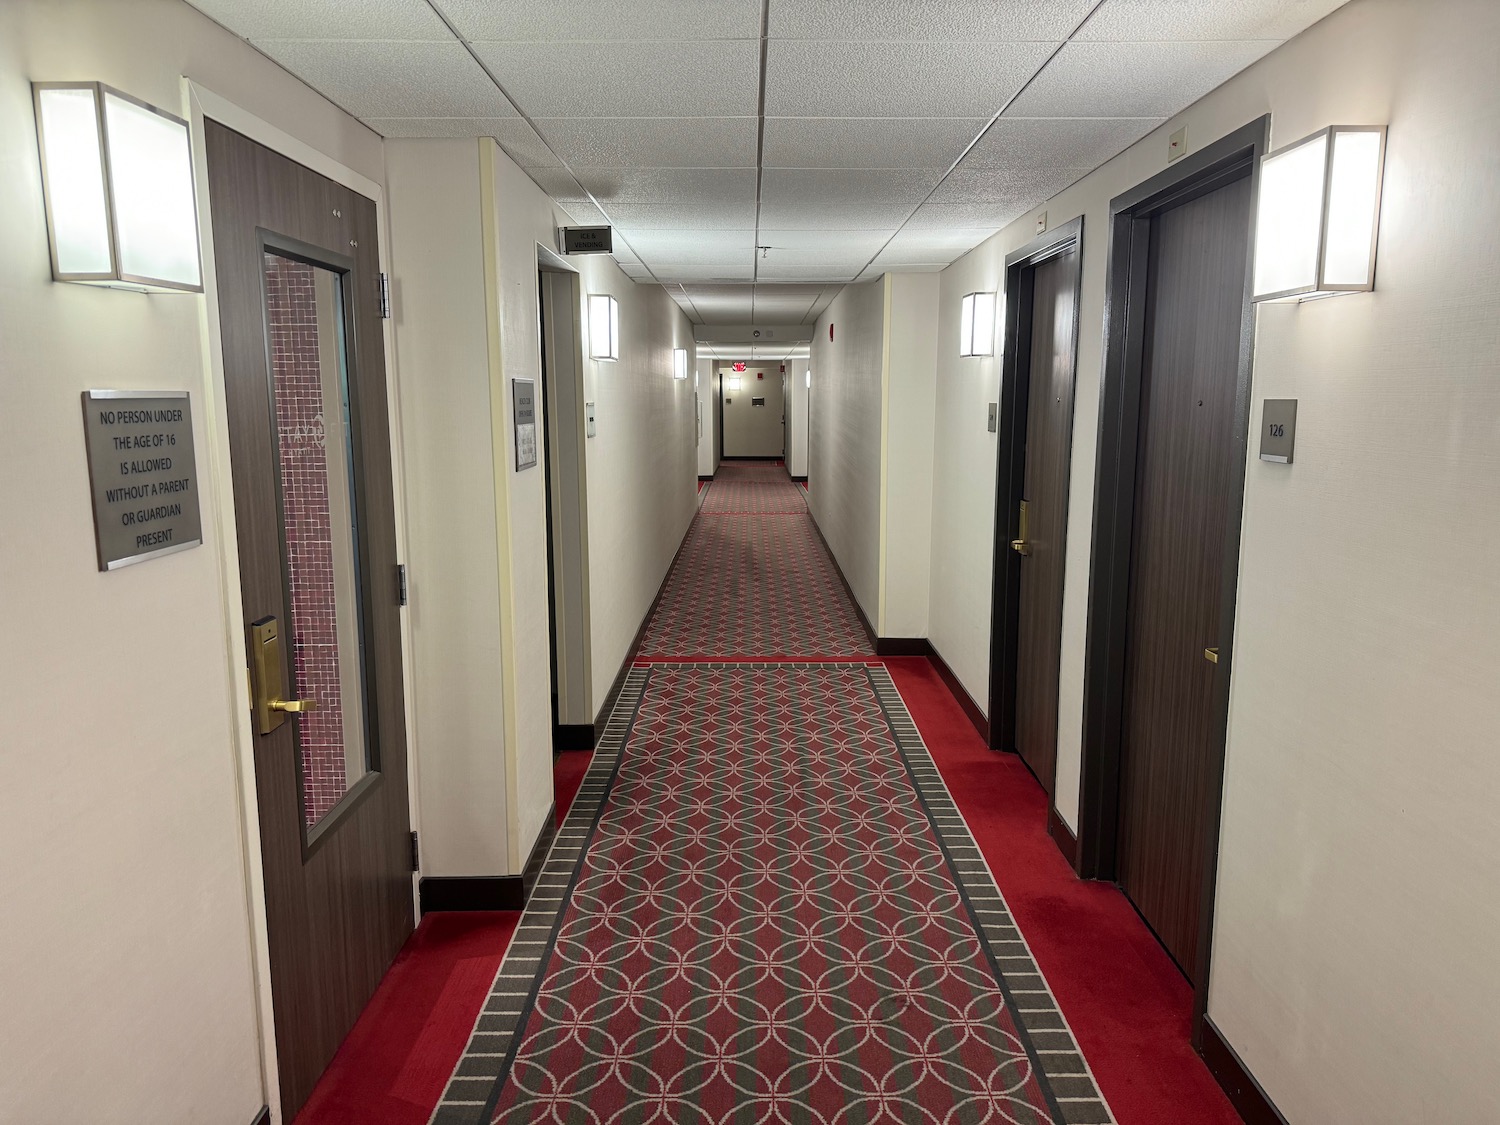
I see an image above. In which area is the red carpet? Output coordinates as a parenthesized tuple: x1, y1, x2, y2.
(883, 658, 1241, 1125)
(293, 751, 594, 1125)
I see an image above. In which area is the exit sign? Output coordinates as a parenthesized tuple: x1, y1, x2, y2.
(733, 362, 747, 372)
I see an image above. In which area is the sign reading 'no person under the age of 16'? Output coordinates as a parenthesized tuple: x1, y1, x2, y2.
(81, 390, 203, 571)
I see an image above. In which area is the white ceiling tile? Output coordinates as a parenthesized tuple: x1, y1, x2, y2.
(757, 264, 865, 281)
(763, 118, 985, 169)
(1079, 0, 1351, 41)
(600, 203, 759, 230)
(518, 166, 590, 198)
(472, 41, 760, 117)
(968, 116, 1162, 169)
(904, 202, 1029, 229)
(757, 252, 878, 275)
(884, 227, 999, 254)
(441, 0, 762, 41)
(252, 40, 516, 118)
(654, 264, 757, 281)
(768, 0, 1097, 40)
(187, 0, 449, 39)
(757, 229, 895, 254)
(758, 201, 918, 230)
(762, 168, 942, 205)
(862, 261, 949, 276)
(576, 168, 758, 206)
(767, 40, 1056, 118)
(625, 230, 757, 261)
(531, 118, 758, 167)
(561, 201, 609, 224)
(929, 165, 1089, 205)
(1005, 40, 1278, 118)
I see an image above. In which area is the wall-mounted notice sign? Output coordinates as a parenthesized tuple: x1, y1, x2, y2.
(80, 390, 202, 570)
(1259, 398, 1298, 464)
(561, 226, 613, 255)
(513, 378, 538, 470)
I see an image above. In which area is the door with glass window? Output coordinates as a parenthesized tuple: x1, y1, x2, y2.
(205, 120, 413, 1118)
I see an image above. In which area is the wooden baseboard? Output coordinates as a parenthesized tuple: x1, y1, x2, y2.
(806, 514, 878, 650)
(419, 875, 525, 912)
(1200, 1018, 1289, 1125)
(875, 636, 931, 657)
(925, 643, 991, 742)
(1047, 804, 1080, 872)
(554, 723, 594, 752)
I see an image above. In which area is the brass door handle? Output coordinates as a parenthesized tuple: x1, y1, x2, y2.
(1204, 647, 1220, 664)
(269, 698, 317, 714)
(1011, 539, 1031, 556)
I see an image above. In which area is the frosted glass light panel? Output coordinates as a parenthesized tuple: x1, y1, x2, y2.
(1253, 125, 1386, 302)
(589, 294, 619, 360)
(959, 291, 996, 356)
(33, 83, 202, 291)
(673, 347, 689, 380)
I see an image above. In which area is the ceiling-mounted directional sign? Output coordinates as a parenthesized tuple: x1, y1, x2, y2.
(561, 225, 613, 255)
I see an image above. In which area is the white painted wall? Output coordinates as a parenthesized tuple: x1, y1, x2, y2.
(386, 140, 510, 877)
(787, 360, 810, 479)
(0, 1, 388, 1121)
(925, 1, 1500, 1120)
(880, 274, 939, 638)
(808, 279, 886, 624)
(389, 140, 699, 871)
(572, 241, 699, 716)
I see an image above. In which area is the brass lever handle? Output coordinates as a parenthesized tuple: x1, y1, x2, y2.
(269, 698, 318, 714)
(1204, 647, 1220, 664)
(1011, 539, 1031, 556)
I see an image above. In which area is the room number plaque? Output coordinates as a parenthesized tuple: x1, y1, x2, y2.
(513, 379, 538, 470)
(80, 390, 203, 570)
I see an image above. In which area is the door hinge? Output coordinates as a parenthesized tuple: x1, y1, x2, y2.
(378, 272, 391, 319)
(397, 563, 408, 606)
(410, 831, 420, 872)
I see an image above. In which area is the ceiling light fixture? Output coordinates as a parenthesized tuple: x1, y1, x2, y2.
(1253, 126, 1387, 302)
(959, 292, 996, 358)
(32, 82, 202, 291)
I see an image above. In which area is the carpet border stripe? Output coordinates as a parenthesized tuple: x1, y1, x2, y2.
(869, 664, 1117, 1125)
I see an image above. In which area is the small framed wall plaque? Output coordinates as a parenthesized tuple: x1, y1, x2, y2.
(80, 390, 203, 570)
(1259, 398, 1298, 464)
(512, 379, 538, 470)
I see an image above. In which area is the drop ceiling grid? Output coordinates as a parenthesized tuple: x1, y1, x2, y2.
(186, 0, 1355, 322)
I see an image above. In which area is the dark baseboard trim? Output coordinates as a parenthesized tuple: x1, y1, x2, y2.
(806, 514, 878, 650)
(720, 455, 785, 462)
(593, 513, 697, 740)
(1047, 804, 1080, 872)
(250, 1107, 270, 1125)
(1201, 1018, 1288, 1125)
(419, 875, 524, 913)
(553, 723, 594, 752)
(789, 474, 807, 483)
(875, 636, 931, 657)
(926, 643, 991, 742)
(698, 474, 714, 482)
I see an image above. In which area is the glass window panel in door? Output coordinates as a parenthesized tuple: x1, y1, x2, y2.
(263, 251, 371, 830)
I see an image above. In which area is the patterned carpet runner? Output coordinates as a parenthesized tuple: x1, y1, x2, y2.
(431, 466, 1112, 1125)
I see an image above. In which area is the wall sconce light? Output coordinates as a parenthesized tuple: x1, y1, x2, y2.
(588, 293, 619, 360)
(805, 370, 811, 389)
(673, 347, 689, 380)
(32, 83, 203, 292)
(1253, 125, 1387, 302)
(959, 291, 996, 357)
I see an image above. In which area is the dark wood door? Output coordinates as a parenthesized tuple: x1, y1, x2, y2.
(1116, 173, 1252, 978)
(1013, 249, 1080, 794)
(205, 121, 413, 1117)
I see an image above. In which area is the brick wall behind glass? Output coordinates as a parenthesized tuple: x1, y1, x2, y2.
(264, 254, 347, 827)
